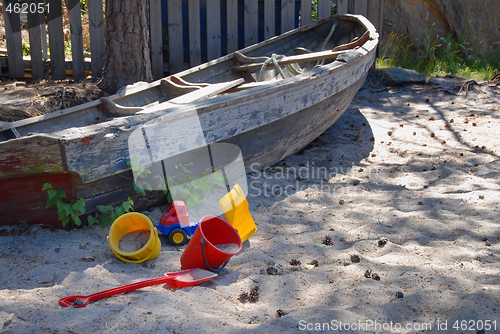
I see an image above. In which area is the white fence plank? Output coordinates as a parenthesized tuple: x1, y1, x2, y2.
(227, 0, 238, 53)
(317, 0, 330, 20)
(27, 0, 45, 79)
(264, 0, 275, 39)
(300, 0, 311, 26)
(336, 0, 348, 15)
(244, 0, 258, 47)
(150, 0, 163, 79)
(88, 0, 105, 78)
(354, 0, 367, 16)
(206, 0, 221, 61)
(68, 0, 85, 79)
(168, 0, 184, 73)
(281, 0, 294, 33)
(188, 0, 201, 66)
(2, 0, 24, 78)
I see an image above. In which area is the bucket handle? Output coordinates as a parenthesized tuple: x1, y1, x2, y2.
(200, 237, 230, 274)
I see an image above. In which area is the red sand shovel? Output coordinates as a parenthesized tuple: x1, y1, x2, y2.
(59, 268, 216, 308)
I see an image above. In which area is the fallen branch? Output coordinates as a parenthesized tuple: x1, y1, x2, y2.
(38, 272, 57, 285)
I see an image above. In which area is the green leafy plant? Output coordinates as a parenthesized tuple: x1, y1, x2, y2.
(87, 198, 134, 229)
(311, 0, 318, 22)
(64, 40, 72, 59)
(43, 182, 134, 229)
(43, 183, 85, 227)
(44, 155, 227, 229)
(22, 41, 30, 57)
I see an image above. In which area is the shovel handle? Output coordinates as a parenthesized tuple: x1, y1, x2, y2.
(59, 276, 175, 307)
(87, 276, 176, 302)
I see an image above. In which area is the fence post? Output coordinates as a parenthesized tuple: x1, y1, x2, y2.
(226, 0, 238, 53)
(206, 0, 221, 61)
(336, 0, 348, 15)
(264, 0, 275, 39)
(353, 0, 367, 16)
(168, 0, 183, 74)
(68, 0, 85, 79)
(150, 0, 164, 79)
(88, 0, 105, 78)
(244, 0, 258, 47)
(46, 0, 66, 79)
(367, 0, 382, 33)
(26, 0, 45, 79)
(300, 0, 311, 26)
(188, 0, 201, 66)
(367, 0, 383, 62)
(281, 0, 294, 33)
(317, 0, 330, 20)
(2, 0, 24, 78)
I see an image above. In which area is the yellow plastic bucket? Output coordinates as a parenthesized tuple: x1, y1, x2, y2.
(107, 212, 161, 263)
(218, 183, 257, 243)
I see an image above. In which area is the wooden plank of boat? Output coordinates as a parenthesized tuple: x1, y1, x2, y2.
(100, 97, 146, 117)
(0, 135, 65, 178)
(136, 78, 244, 114)
(288, 31, 370, 56)
(170, 75, 210, 88)
(168, 78, 244, 103)
(0, 172, 74, 228)
(160, 76, 209, 97)
(231, 49, 349, 72)
(225, 80, 277, 92)
(332, 30, 370, 51)
(0, 99, 102, 132)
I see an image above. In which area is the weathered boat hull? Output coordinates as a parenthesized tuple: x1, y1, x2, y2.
(0, 14, 378, 227)
(231, 73, 368, 170)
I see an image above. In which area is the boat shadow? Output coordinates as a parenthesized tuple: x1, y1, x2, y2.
(246, 106, 374, 209)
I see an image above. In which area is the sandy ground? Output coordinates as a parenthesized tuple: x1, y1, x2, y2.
(1, 76, 499, 333)
(0, 78, 105, 122)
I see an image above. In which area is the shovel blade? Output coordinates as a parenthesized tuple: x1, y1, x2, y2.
(163, 268, 217, 289)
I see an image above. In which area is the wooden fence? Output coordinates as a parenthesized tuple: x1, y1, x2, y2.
(0, 0, 383, 80)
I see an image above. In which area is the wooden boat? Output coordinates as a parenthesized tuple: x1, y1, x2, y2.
(0, 14, 378, 227)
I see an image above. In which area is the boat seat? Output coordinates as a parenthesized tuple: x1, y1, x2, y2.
(168, 78, 244, 104)
(100, 97, 145, 117)
(170, 75, 211, 88)
(160, 75, 210, 97)
(136, 78, 244, 114)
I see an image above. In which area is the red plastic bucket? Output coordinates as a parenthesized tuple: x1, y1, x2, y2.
(180, 215, 242, 273)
